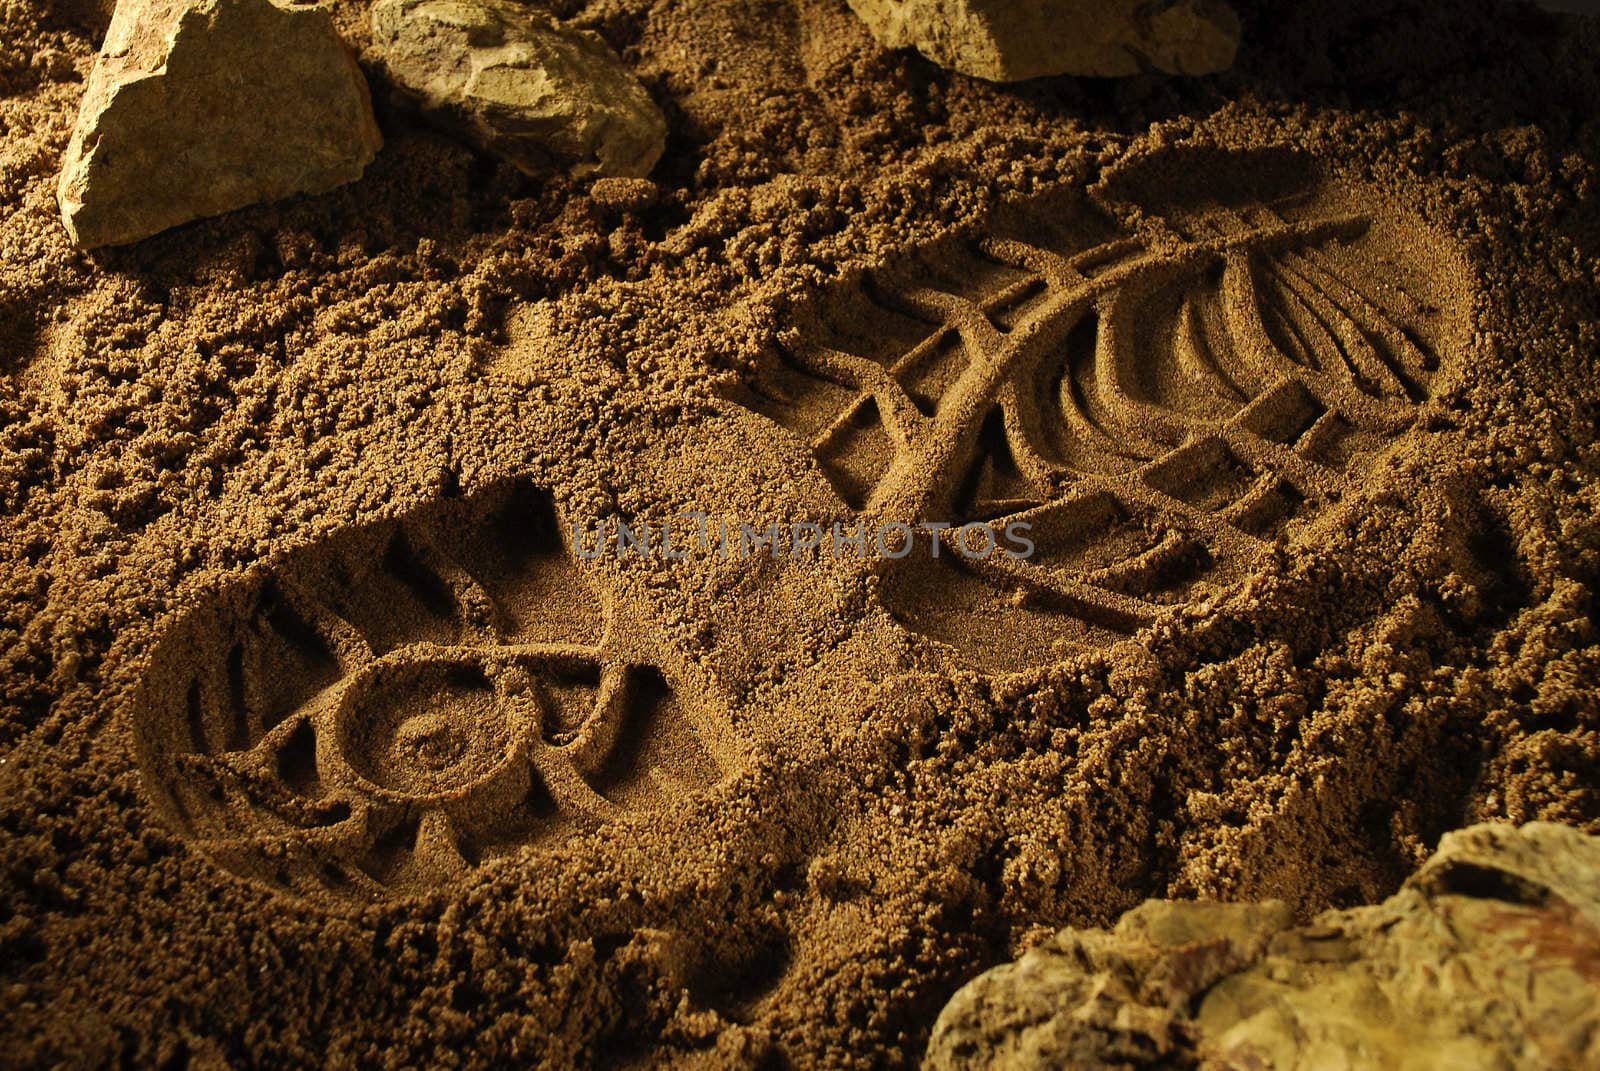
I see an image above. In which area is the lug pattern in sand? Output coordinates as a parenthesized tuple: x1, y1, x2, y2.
(131, 481, 736, 901)
(732, 155, 1466, 670)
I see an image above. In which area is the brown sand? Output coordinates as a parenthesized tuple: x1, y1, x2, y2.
(3, 0, 1600, 1066)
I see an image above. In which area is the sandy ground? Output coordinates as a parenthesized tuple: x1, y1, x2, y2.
(2, 0, 1599, 1066)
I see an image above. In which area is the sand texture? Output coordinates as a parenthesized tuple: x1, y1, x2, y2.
(2, 0, 1600, 1067)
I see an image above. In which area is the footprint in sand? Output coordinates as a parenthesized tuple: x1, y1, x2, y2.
(131, 480, 740, 902)
(727, 148, 1475, 672)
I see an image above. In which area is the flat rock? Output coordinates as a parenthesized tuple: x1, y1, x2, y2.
(847, 0, 1241, 81)
(370, 0, 667, 180)
(927, 822, 1600, 1070)
(58, 0, 383, 249)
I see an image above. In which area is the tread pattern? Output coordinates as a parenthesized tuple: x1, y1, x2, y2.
(731, 156, 1463, 670)
(133, 481, 737, 901)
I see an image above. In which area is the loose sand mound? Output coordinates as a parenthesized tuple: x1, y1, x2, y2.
(2, 0, 1599, 1067)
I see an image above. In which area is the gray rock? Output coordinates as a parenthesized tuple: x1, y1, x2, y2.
(846, 0, 1241, 81)
(370, 0, 667, 180)
(58, 0, 383, 249)
(928, 822, 1600, 1070)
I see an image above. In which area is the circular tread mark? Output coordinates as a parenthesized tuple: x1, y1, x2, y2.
(133, 480, 740, 902)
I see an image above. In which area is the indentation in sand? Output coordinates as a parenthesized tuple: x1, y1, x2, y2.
(728, 149, 1472, 671)
(131, 480, 738, 902)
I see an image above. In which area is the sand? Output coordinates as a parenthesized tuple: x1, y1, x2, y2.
(2, 0, 1600, 1066)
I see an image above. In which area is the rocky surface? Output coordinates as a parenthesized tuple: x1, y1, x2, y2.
(369, 0, 667, 180)
(846, 0, 1241, 81)
(57, 0, 382, 249)
(927, 822, 1600, 1070)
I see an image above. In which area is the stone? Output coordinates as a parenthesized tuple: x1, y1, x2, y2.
(369, 0, 667, 180)
(58, 0, 383, 249)
(846, 0, 1241, 82)
(927, 822, 1600, 1070)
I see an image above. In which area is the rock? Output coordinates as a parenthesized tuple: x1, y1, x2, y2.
(926, 899, 1294, 1068)
(58, 0, 382, 249)
(927, 822, 1600, 1070)
(369, 0, 667, 180)
(846, 0, 1241, 81)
